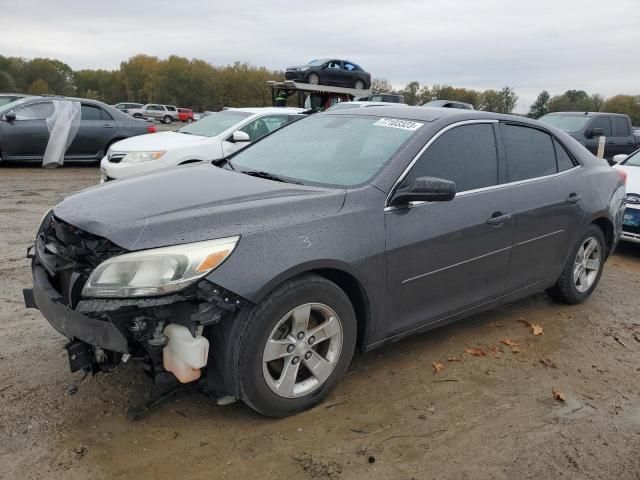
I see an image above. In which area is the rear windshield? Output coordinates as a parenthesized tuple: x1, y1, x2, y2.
(326, 103, 361, 111)
(538, 114, 591, 132)
(178, 110, 251, 137)
(231, 115, 423, 187)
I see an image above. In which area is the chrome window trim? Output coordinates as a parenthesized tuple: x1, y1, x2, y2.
(384, 165, 582, 212)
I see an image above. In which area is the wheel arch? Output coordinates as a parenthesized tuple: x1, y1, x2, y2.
(252, 261, 372, 350)
(591, 216, 614, 257)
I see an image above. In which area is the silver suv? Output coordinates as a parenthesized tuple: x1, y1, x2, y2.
(129, 104, 178, 124)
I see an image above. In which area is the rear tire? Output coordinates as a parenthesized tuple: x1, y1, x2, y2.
(235, 274, 356, 417)
(546, 224, 606, 304)
(354, 80, 365, 90)
(163, 115, 172, 124)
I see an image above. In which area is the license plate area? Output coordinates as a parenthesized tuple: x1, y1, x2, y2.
(623, 209, 640, 227)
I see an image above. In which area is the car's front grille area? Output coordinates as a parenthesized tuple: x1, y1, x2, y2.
(108, 152, 126, 163)
(36, 216, 125, 307)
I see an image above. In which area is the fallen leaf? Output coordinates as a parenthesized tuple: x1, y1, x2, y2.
(464, 347, 486, 357)
(432, 362, 445, 374)
(447, 357, 461, 362)
(511, 346, 520, 354)
(531, 324, 544, 336)
(488, 321, 504, 328)
(634, 333, 640, 343)
(540, 358, 557, 368)
(489, 344, 503, 357)
(552, 388, 566, 402)
(500, 338, 520, 347)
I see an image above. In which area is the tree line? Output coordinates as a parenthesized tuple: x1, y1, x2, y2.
(0, 54, 638, 122)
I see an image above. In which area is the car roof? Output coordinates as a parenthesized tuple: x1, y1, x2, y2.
(544, 111, 628, 117)
(323, 105, 536, 124)
(424, 99, 472, 107)
(225, 107, 308, 115)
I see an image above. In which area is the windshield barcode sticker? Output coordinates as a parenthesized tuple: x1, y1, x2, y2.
(373, 118, 424, 131)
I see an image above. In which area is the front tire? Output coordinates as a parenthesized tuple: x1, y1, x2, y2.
(546, 224, 606, 304)
(308, 73, 320, 85)
(235, 274, 356, 417)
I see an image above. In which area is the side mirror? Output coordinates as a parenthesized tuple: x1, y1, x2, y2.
(586, 127, 604, 139)
(390, 176, 456, 207)
(230, 131, 250, 143)
(4, 112, 16, 122)
(612, 154, 628, 164)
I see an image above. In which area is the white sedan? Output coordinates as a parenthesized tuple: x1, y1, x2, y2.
(614, 150, 640, 243)
(100, 107, 307, 182)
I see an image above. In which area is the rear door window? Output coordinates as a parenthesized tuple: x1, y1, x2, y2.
(81, 104, 103, 121)
(590, 116, 612, 137)
(612, 116, 630, 137)
(403, 123, 499, 193)
(502, 124, 557, 182)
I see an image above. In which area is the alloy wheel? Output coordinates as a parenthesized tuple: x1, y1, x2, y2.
(262, 303, 343, 398)
(354, 80, 365, 90)
(573, 237, 601, 293)
(309, 74, 320, 85)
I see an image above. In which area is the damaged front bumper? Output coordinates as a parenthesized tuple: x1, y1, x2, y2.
(25, 264, 129, 354)
(25, 214, 247, 384)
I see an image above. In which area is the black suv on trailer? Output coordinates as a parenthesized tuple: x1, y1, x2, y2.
(25, 107, 625, 417)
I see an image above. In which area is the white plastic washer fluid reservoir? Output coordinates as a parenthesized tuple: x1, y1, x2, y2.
(163, 324, 209, 383)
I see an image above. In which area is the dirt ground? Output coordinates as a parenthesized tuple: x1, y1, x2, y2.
(1, 166, 639, 480)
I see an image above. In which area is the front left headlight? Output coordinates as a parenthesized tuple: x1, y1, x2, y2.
(82, 236, 239, 298)
(121, 150, 166, 164)
(298, 66, 310, 71)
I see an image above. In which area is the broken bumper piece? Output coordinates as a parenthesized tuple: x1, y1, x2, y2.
(26, 264, 129, 353)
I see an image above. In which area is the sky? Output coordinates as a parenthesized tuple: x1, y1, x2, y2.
(1, 0, 638, 112)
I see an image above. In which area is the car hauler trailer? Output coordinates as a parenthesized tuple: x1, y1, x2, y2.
(267, 80, 371, 111)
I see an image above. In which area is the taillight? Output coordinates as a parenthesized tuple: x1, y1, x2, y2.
(617, 169, 627, 184)
(147, 125, 157, 133)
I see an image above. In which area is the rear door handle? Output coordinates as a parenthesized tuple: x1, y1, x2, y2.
(567, 193, 582, 204)
(487, 212, 511, 226)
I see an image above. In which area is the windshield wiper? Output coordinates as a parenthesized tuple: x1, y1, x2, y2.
(238, 169, 300, 184)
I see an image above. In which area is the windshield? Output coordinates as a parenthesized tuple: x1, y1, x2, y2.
(0, 98, 28, 113)
(623, 150, 640, 167)
(538, 114, 591, 132)
(231, 115, 422, 187)
(178, 110, 251, 137)
(307, 59, 327, 66)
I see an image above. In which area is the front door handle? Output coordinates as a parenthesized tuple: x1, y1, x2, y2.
(103, 123, 114, 128)
(567, 193, 582, 204)
(487, 212, 511, 226)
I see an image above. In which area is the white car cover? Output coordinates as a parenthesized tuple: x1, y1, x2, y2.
(42, 100, 81, 168)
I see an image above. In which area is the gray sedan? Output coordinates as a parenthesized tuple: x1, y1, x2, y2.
(26, 106, 625, 417)
(0, 96, 155, 164)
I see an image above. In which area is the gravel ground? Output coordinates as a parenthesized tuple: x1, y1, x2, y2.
(1, 166, 639, 480)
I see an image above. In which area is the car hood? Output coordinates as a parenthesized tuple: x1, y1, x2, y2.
(615, 164, 640, 197)
(110, 131, 213, 152)
(53, 163, 345, 250)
